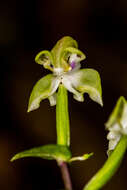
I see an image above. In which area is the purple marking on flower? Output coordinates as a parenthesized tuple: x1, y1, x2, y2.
(70, 61, 76, 69)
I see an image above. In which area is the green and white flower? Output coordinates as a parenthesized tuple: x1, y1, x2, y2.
(105, 96, 127, 155)
(28, 36, 103, 112)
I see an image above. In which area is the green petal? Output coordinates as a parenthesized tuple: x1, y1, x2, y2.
(11, 144, 72, 162)
(70, 69, 103, 106)
(35, 50, 54, 71)
(27, 74, 60, 112)
(60, 47, 86, 72)
(62, 47, 86, 62)
(48, 93, 57, 106)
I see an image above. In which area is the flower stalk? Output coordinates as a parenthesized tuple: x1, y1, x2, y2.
(84, 135, 127, 190)
(56, 84, 70, 146)
(56, 84, 72, 189)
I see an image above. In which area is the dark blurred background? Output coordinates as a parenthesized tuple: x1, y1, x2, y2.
(1, 0, 127, 189)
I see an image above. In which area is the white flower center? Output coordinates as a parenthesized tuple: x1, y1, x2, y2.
(53, 68, 64, 75)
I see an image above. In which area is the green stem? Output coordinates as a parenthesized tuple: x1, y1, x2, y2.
(83, 135, 127, 190)
(56, 84, 70, 146)
(56, 84, 72, 190)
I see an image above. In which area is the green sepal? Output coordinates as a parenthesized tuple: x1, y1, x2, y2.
(51, 36, 78, 68)
(106, 96, 127, 130)
(71, 69, 103, 106)
(27, 74, 59, 112)
(11, 144, 72, 162)
(35, 50, 54, 71)
(69, 153, 93, 163)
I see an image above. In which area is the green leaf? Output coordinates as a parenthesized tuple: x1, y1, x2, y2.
(105, 96, 127, 155)
(27, 74, 60, 112)
(11, 144, 72, 162)
(69, 153, 93, 163)
(69, 69, 103, 106)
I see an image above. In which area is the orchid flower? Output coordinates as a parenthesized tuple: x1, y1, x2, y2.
(28, 36, 103, 112)
(105, 96, 127, 155)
